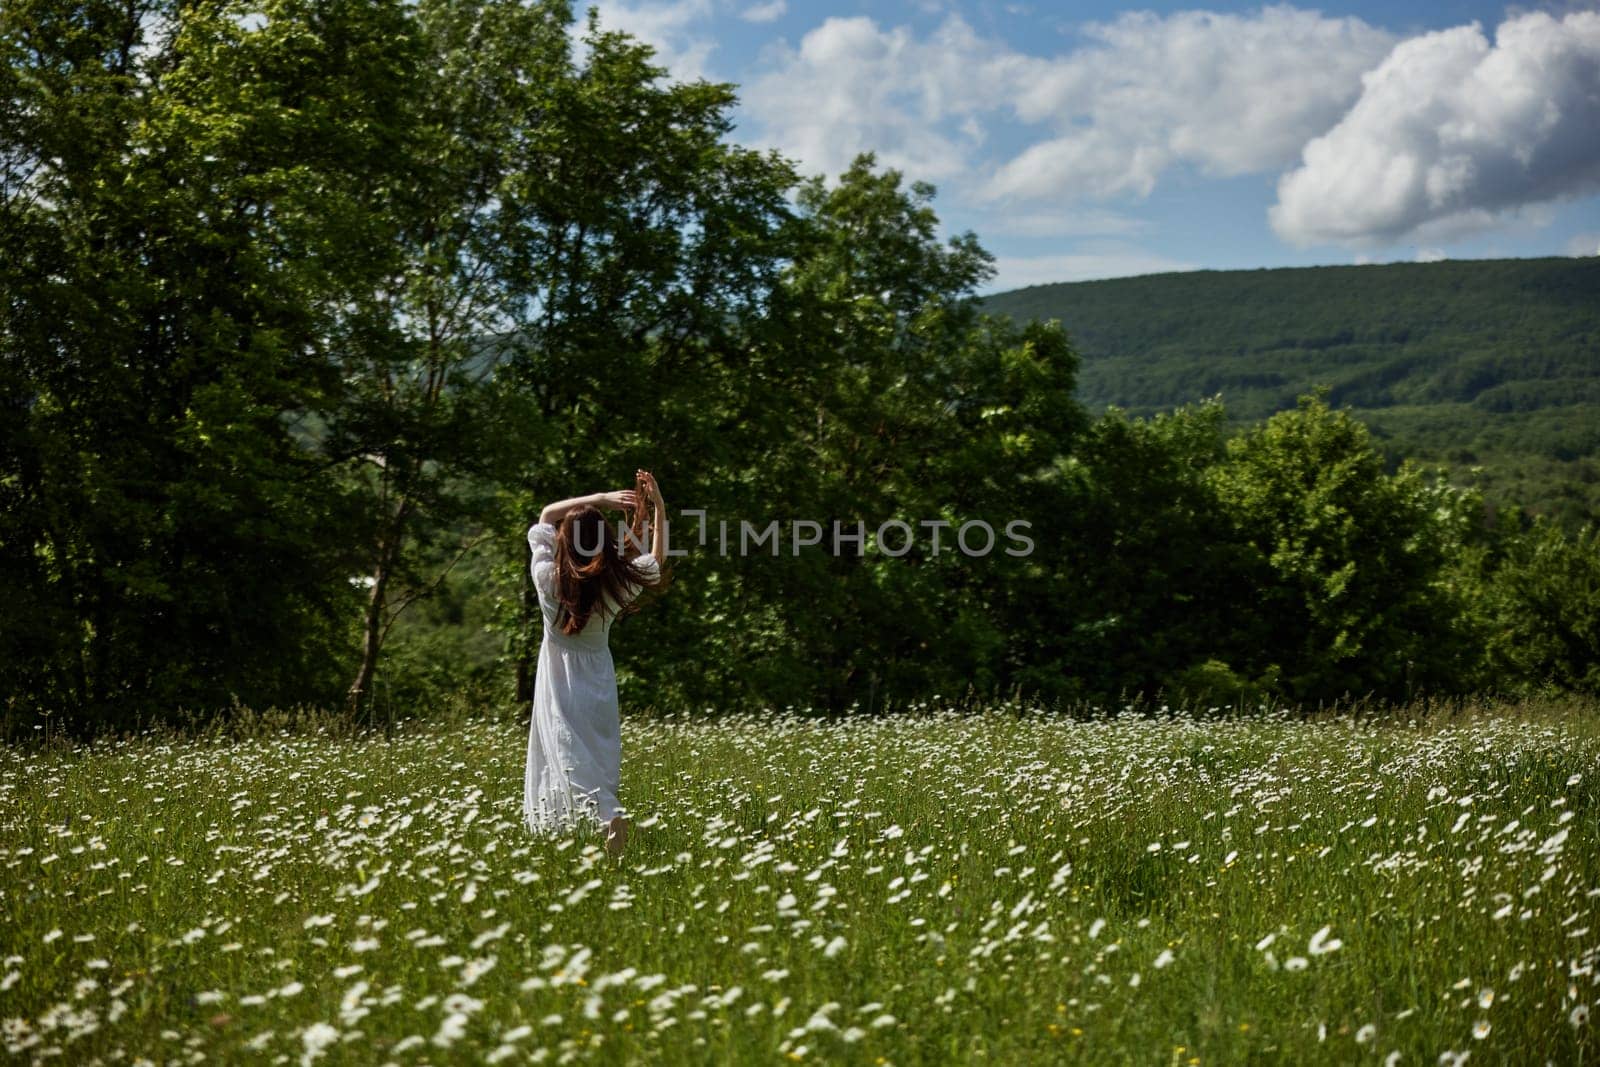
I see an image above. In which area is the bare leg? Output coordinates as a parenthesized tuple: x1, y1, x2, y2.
(605, 814, 630, 856)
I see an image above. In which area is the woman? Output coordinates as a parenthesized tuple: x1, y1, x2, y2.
(523, 469, 667, 855)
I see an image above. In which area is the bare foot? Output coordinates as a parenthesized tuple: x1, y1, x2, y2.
(604, 814, 630, 856)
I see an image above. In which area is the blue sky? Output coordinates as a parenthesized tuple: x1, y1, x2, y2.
(583, 0, 1600, 292)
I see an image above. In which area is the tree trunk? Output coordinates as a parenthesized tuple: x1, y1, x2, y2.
(347, 475, 415, 715)
(347, 551, 389, 717)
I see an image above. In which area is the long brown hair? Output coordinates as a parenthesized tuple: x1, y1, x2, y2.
(553, 498, 662, 636)
(625, 469, 673, 594)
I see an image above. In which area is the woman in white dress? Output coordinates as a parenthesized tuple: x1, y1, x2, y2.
(523, 470, 667, 855)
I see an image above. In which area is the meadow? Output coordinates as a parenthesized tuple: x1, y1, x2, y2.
(3, 698, 1598, 1065)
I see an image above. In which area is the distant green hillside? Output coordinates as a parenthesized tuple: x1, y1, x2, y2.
(983, 256, 1600, 523)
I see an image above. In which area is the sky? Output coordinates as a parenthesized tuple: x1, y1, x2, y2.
(578, 0, 1600, 292)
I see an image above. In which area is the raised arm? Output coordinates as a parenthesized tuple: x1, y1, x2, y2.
(650, 479, 666, 561)
(539, 489, 636, 527)
(637, 470, 666, 560)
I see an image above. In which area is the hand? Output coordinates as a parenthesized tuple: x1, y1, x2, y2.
(599, 489, 638, 510)
(635, 469, 663, 505)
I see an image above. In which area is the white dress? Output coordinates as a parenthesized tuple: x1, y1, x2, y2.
(523, 521, 659, 836)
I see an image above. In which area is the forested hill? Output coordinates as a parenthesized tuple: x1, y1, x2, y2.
(983, 256, 1600, 521)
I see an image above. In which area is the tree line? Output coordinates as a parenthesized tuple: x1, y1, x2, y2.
(982, 258, 1600, 527)
(3, 0, 1596, 739)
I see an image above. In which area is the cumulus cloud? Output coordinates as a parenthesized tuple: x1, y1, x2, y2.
(740, 7, 1392, 202)
(740, 0, 786, 24)
(987, 6, 1394, 201)
(1271, 11, 1600, 246)
(740, 16, 1019, 182)
(613, 3, 1598, 267)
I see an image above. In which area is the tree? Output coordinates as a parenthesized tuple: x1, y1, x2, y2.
(1481, 519, 1600, 694)
(1208, 393, 1480, 703)
(468, 9, 801, 709)
(1, 0, 415, 733)
(624, 155, 1088, 712)
(1032, 399, 1262, 704)
(324, 0, 569, 714)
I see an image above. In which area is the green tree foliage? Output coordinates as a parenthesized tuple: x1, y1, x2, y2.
(982, 258, 1600, 524)
(1035, 400, 1260, 703)
(568, 156, 1088, 713)
(474, 9, 802, 707)
(2, 0, 409, 730)
(1208, 394, 1481, 703)
(324, 0, 571, 714)
(1479, 519, 1600, 695)
(4, 0, 1597, 734)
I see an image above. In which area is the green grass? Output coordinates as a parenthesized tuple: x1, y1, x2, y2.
(4, 698, 1599, 1064)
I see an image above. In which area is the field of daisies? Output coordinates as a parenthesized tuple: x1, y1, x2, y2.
(3, 698, 1598, 1065)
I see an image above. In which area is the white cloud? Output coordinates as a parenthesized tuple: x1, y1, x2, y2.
(1414, 247, 1447, 262)
(1271, 11, 1600, 247)
(740, 16, 1019, 181)
(740, 0, 786, 24)
(737, 5, 1600, 262)
(987, 245, 1197, 292)
(1568, 232, 1600, 257)
(740, 7, 1392, 206)
(987, 6, 1394, 202)
(582, 0, 718, 83)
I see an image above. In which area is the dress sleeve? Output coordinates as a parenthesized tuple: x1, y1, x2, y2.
(528, 522, 558, 599)
(632, 553, 661, 584)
